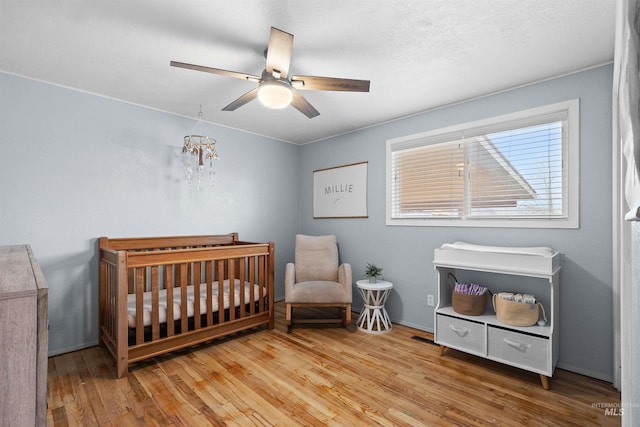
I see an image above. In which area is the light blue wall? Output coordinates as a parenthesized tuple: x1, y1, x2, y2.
(0, 73, 299, 355)
(0, 65, 614, 381)
(299, 65, 614, 381)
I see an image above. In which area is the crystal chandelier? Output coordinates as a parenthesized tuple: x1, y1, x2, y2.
(182, 107, 220, 190)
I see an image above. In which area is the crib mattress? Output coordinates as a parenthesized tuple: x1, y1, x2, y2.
(127, 279, 264, 328)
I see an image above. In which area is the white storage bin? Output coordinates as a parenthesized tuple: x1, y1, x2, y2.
(436, 314, 485, 356)
(487, 326, 550, 373)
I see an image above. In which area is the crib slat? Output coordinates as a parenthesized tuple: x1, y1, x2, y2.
(248, 258, 256, 315)
(217, 260, 225, 324)
(101, 263, 109, 339)
(165, 265, 174, 337)
(228, 258, 235, 321)
(135, 268, 144, 345)
(128, 269, 135, 294)
(178, 263, 188, 334)
(205, 261, 213, 326)
(238, 257, 246, 318)
(151, 266, 160, 341)
(106, 264, 112, 338)
(107, 266, 113, 338)
(193, 262, 201, 330)
(259, 255, 265, 312)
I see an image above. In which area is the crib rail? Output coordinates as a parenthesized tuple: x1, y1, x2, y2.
(98, 235, 274, 377)
(100, 232, 239, 251)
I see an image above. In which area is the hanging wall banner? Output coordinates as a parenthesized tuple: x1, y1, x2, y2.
(313, 161, 368, 218)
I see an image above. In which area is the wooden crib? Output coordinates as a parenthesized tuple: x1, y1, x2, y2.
(98, 233, 274, 378)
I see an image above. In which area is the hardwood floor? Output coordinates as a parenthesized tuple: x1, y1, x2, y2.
(47, 303, 620, 426)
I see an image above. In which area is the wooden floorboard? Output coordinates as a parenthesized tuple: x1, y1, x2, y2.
(47, 303, 621, 426)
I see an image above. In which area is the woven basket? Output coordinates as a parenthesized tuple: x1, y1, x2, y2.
(448, 273, 488, 316)
(452, 292, 487, 316)
(492, 294, 544, 326)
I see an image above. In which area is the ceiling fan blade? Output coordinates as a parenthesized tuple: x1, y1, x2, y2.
(221, 87, 259, 111)
(291, 75, 370, 92)
(291, 89, 320, 119)
(170, 61, 260, 82)
(265, 27, 293, 78)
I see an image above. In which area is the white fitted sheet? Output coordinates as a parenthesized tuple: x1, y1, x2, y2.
(127, 279, 264, 328)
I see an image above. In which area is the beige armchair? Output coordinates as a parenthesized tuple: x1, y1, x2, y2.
(285, 234, 352, 331)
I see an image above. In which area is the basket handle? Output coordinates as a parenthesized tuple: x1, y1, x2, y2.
(447, 272, 459, 290)
(538, 302, 547, 324)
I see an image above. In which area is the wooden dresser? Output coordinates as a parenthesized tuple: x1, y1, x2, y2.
(0, 245, 48, 426)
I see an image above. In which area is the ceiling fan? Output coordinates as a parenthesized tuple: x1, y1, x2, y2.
(170, 27, 370, 119)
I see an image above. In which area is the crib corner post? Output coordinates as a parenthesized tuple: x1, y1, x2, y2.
(116, 357, 128, 378)
(98, 238, 107, 344)
(268, 241, 275, 330)
(98, 259, 105, 347)
(115, 250, 129, 377)
(98, 236, 109, 249)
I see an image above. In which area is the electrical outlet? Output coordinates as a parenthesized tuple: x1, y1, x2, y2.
(427, 294, 435, 306)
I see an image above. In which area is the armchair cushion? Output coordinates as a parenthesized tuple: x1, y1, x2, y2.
(295, 234, 339, 283)
(285, 280, 349, 303)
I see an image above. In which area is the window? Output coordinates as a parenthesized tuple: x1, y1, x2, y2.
(386, 99, 579, 228)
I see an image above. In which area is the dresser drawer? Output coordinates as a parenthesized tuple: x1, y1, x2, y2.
(487, 326, 550, 373)
(436, 314, 485, 355)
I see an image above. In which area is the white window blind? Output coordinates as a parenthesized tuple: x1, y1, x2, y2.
(386, 100, 579, 228)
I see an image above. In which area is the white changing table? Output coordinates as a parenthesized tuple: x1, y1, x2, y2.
(433, 243, 560, 389)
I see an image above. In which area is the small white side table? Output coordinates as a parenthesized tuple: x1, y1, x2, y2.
(356, 279, 393, 334)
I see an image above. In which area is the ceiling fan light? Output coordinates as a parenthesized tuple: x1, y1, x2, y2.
(257, 79, 292, 109)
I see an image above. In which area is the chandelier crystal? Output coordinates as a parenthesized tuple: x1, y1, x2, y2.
(182, 107, 220, 190)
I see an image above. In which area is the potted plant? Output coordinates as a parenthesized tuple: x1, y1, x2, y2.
(365, 262, 384, 284)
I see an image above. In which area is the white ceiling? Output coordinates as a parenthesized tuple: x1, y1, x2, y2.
(0, 1, 616, 144)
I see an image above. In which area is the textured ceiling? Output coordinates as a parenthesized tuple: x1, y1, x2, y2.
(0, 1, 616, 144)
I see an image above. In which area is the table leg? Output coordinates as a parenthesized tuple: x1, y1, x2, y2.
(539, 374, 550, 390)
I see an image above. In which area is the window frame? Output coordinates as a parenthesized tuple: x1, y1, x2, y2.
(385, 99, 580, 228)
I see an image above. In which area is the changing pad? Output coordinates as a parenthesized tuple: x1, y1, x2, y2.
(127, 279, 264, 328)
(439, 241, 554, 258)
(434, 241, 560, 276)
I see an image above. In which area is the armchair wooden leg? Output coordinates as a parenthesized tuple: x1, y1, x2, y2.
(344, 304, 351, 326)
(286, 303, 292, 327)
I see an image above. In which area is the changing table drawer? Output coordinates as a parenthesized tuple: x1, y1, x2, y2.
(436, 314, 485, 355)
(487, 326, 550, 373)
